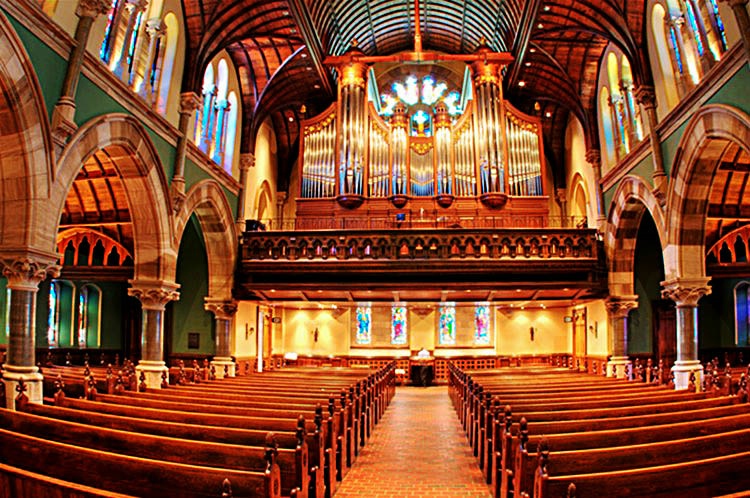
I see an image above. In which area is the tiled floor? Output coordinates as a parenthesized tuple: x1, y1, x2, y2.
(334, 386, 491, 497)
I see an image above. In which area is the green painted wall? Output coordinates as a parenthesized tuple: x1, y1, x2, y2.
(699, 277, 741, 349)
(629, 214, 664, 354)
(5, 12, 65, 118)
(171, 216, 213, 355)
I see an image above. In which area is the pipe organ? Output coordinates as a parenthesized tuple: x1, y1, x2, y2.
(297, 42, 549, 227)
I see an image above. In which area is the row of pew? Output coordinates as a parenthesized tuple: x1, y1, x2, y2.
(449, 363, 750, 498)
(0, 361, 395, 497)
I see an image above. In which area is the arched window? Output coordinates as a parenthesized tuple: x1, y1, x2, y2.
(154, 12, 179, 114)
(77, 284, 102, 348)
(651, 3, 681, 110)
(193, 57, 241, 173)
(99, 0, 121, 63)
(735, 281, 750, 346)
(598, 50, 644, 167)
(438, 304, 456, 345)
(48, 280, 75, 347)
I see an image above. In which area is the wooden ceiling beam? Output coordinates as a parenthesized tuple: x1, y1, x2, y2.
(286, 0, 334, 98)
(506, 0, 542, 88)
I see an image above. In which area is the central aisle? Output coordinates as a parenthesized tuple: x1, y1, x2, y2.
(334, 385, 491, 497)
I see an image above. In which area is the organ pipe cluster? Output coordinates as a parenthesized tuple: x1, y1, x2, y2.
(299, 46, 545, 204)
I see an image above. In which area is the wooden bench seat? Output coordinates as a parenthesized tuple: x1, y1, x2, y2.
(0, 427, 282, 498)
(0, 407, 310, 498)
(0, 461, 134, 498)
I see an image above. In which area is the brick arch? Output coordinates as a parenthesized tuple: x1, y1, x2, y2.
(605, 175, 666, 295)
(665, 104, 750, 280)
(175, 180, 237, 300)
(0, 11, 55, 251)
(50, 114, 175, 282)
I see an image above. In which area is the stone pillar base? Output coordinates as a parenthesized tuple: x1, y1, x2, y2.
(3, 365, 43, 410)
(607, 356, 631, 379)
(672, 360, 703, 391)
(211, 358, 236, 379)
(136, 360, 169, 390)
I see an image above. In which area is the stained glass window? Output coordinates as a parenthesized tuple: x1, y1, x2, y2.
(685, 2, 705, 56)
(355, 306, 371, 345)
(474, 304, 490, 345)
(708, 0, 727, 52)
(48, 281, 59, 347)
(4, 288, 10, 339)
(127, 10, 144, 78)
(736, 282, 750, 346)
(78, 287, 88, 348)
(438, 305, 456, 345)
(391, 305, 407, 345)
(378, 75, 464, 129)
(99, 0, 120, 62)
(669, 26, 684, 73)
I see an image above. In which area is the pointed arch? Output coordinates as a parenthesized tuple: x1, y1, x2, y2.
(0, 10, 55, 251)
(51, 114, 175, 282)
(174, 180, 237, 300)
(665, 104, 750, 280)
(569, 172, 591, 223)
(606, 175, 667, 296)
(254, 180, 274, 223)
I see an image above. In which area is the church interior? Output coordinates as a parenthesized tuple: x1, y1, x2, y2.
(0, 0, 749, 495)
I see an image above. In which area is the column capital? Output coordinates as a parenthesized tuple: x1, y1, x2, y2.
(76, 0, 111, 18)
(555, 188, 567, 204)
(128, 279, 180, 310)
(661, 277, 712, 306)
(240, 153, 256, 171)
(634, 85, 657, 109)
(145, 18, 166, 38)
(179, 92, 202, 115)
(585, 149, 601, 167)
(1, 256, 60, 291)
(125, 0, 149, 14)
(605, 295, 639, 318)
(204, 298, 238, 321)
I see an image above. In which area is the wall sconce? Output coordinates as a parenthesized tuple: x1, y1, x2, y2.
(312, 327, 319, 342)
(530, 326, 535, 341)
(245, 324, 255, 340)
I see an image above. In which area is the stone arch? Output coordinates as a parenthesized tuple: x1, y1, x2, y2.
(606, 175, 667, 295)
(569, 172, 591, 223)
(665, 104, 750, 281)
(174, 180, 237, 300)
(254, 180, 274, 223)
(51, 114, 175, 282)
(0, 11, 55, 251)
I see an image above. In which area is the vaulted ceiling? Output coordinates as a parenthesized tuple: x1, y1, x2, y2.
(180, 0, 650, 190)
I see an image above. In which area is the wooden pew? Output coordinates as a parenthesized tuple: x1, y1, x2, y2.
(0, 462, 133, 498)
(0, 407, 309, 498)
(0, 427, 283, 498)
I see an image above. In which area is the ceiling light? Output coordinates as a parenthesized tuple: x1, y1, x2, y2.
(301, 53, 308, 58)
(518, 81, 526, 87)
(529, 48, 536, 53)
(288, 116, 294, 122)
(543, 5, 551, 11)
(270, 289, 276, 293)
(516, 289, 522, 292)
(537, 23, 544, 29)
(314, 84, 321, 89)
(545, 111, 552, 118)
(525, 62, 531, 67)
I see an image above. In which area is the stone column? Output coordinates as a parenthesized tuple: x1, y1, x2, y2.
(236, 153, 255, 232)
(113, 0, 148, 81)
(275, 192, 288, 230)
(585, 149, 606, 230)
(137, 18, 166, 100)
(1, 256, 60, 409)
(205, 299, 238, 378)
(635, 86, 668, 204)
(605, 295, 639, 378)
(722, 0, 750, 63)
(171, 92, 201, 212)
(128, 280, 179, 389)
(661, 277, 711, 389)
(555, 188, 568, 227)
(50, 0, 111, 153)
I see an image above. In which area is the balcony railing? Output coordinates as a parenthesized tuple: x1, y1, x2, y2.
(241, 227, 600, 263)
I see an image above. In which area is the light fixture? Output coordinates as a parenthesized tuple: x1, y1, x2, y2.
(543, 5, 551, 11)
(529, 48, 536, 53)
(545, 111, 552, 118)
(525, 62, 531, 67)
(518, 81, 526, 87)
(301, 53, 308, 58)
(537, 23, 544, 29)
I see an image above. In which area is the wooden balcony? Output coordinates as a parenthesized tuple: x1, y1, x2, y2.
(237, 226, 607, 302)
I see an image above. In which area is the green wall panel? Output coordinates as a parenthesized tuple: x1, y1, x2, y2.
(699, 277, 741, 349)
(628, 214, 664, 354)
(171, 216, 213, 355)
(5, 12, 65, 119)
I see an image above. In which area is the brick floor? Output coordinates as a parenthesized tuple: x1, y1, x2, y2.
(334, 386, 491, 497)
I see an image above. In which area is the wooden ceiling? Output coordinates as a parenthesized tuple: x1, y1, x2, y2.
(705, 140, 750, 251)
(179, 0, 650, 190)
(60, 147, 134, 255)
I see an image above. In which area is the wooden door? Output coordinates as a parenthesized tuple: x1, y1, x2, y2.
(572, 308, 587, 369)
(652, 300, 676, 366)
